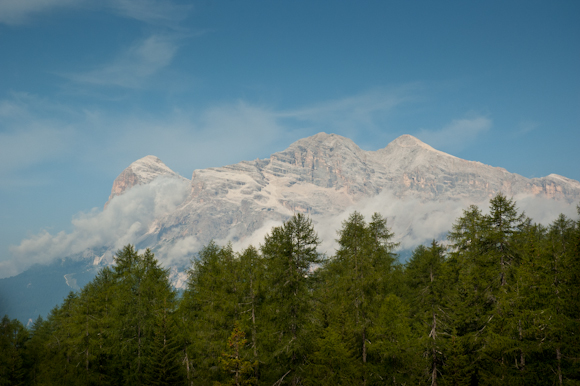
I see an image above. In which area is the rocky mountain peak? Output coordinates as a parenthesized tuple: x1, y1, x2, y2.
(271, 132, 365, 167)
(282, 132, 361, 154)
(391, 134, 431, 149)
(106, 155, 182, 207)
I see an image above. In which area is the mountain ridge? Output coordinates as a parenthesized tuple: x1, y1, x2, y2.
(2, 132, 579, 323)
(114, 132, 579, 266)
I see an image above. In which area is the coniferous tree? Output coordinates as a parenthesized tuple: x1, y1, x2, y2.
(216, 321, 258, 386)
(0, 315, 29, 386)
(108, 245, 177, 385)
(261, 213, 321, 386)
(25, 315, 50, 386)
(324, 211, 402, 385)
(405, 241, 448, 385)
(145, 300, 185, 386)
(237, 245, 266, 378)
(181, 242, 242, 384)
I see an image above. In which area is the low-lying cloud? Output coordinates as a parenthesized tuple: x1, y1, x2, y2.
(1, 176, 189, 278)
(3, 173, 578, 279)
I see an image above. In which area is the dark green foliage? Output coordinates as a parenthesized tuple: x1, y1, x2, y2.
(306, 325, 360, 385)
(145, 301, 185, 386)
(180, 242, 243, 384)
(2, 195, 579, 385)
(216, 321, 258, 386)
(0, 315, 28, 386)
(405, 241, 449, 385)
(260, 213, 321, 385)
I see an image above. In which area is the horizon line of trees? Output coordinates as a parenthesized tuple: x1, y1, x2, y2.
(1, 193, 579, 385)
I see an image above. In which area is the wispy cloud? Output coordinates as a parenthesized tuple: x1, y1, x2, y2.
(0, 0, 79, 25)
(0, 0, 190, 26)
(276, 86, 419, 142)
(0, 94, 76, 185)
(65, 35, 180, 88)
(109, 0, 191, 27)
(415, 115, 492, 152)
(517, 120, 539, 136)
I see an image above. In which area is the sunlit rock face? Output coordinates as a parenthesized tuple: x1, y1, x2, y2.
(106, 155, 186, 207)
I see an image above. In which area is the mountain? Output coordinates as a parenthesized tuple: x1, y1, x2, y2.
(137, 132, 580, 254)
(2, 133, 579, 323)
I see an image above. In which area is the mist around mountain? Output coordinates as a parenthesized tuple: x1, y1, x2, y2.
(1, 133, 579, 323)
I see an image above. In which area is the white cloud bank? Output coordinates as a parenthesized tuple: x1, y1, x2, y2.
(0, 176, 189, 278)
(313, 191, 578, 258)
(3, 172, 577, 279)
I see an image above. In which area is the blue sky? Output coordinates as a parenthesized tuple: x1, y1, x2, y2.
(0, 0, 579, 266)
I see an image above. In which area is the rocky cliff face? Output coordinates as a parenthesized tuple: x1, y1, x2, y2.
(104, 133, 580, 266)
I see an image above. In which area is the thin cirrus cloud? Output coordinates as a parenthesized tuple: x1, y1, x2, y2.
(276, 86, 419, 140)
(65, 35, 180, 89)
(0, 94, 76, 184)
(109, 0, 191, 27)
(0, 0, 79, 25)
(0, 0, 190, 26)
(414, 115, 492, 152)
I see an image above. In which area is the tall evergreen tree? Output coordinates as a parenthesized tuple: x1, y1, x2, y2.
(261, 213, 321, 386)
(324, 211, 402, 385)
(405, 241, 448, 385)
(145, 299, 185, 386)
(0, 315, 29, 386)
(109, 245, 177, 385)
(216, 321, 258, 386)
(180, 242, 242, 385)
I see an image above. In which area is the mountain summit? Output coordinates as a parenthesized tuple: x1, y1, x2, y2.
(106, 155, 184, 206)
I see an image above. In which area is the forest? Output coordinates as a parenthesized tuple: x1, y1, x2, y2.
(1, 194, 579, 386)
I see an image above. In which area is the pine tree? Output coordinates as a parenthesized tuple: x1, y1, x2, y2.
(180, 242, 242, 384)
(25, 315, 50, 386)
(145, 300, 185, 386)
(237, 245, 266, 378)
(109, 245, 177, 385)
(216, 321, 257, 386)
(0, 315, 29, 386)
(306, 324, 359, 386)
(261, 213, 321, 386)
(324, 211, 401, 385)
(405, 241, 448, 386)
(441, 333, 471, 386)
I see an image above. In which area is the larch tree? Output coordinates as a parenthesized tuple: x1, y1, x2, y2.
(261, 213, 321, 386)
